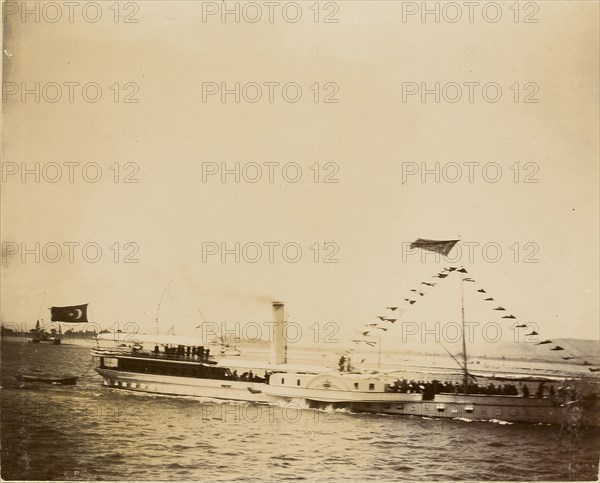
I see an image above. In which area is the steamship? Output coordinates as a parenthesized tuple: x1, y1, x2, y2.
(92, 302, 599, 426)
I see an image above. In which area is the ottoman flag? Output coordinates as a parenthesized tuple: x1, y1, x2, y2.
(50, 304, 88, 323)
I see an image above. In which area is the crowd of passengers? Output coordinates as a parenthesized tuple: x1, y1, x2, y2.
(387, 379, 575, 399)
(126, 344, 273, 383)
(229, 369, 271, 383)
(133, 344, 213, 361)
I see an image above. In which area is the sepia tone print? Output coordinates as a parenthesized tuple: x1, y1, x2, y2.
(1, 1, 599, 481)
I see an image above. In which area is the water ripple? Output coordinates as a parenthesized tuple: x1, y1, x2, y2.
(2, 340, 599, 481)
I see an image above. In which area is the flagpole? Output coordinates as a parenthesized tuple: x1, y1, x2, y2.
(460, 271, 469, 395)
(36, 291, 46, 324)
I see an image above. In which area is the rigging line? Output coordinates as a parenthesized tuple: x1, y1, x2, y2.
(438, 340, 465, 372)
(166, 284, 208, 323)
(465, 286, 481, 309)
(154, 281, 171, 335)
(438, 341, 477, 382)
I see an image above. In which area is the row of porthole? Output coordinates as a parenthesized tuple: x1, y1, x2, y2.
(394, 404, 483, 415)
(101, 383, 534, 420)
(109, 380, 150, 391)
(388, 403, 550, 418)
(394, 405, 555, 420)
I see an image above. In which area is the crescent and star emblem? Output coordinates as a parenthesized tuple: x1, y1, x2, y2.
(68, 309, 83, 320)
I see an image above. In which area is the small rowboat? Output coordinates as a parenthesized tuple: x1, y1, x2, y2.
(17, 374, 78, 385)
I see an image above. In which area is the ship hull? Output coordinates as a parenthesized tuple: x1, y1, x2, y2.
(266, 383, 597, 426)
(96, 368, 599, 426)
(308, 394, 595, 426)
(96, 368, 277, 403)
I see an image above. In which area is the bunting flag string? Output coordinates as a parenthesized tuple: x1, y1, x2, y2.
(353, 263, 459, 347)
(467, 274, 579, 360)
(399, 239, 582, 361)
(353, 243, 581, 360)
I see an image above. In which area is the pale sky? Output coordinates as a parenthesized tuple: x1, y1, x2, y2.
(2, 2, 598, 355)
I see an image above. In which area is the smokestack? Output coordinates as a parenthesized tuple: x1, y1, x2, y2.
(271, 301, 286, 365)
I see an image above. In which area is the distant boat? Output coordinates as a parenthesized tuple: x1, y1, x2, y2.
(31, 320, 42, 343)
(218, 336, 242, 357)
(221, 346, 242, 357)
(48, 334, 62, 345)
(30, 320, 62, 344)
(17, 374, 78, 385)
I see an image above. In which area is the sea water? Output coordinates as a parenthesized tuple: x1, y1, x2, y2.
(2, 339, 599, 481)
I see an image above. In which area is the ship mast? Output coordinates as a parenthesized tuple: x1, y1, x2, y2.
(460, 271, 469, 395)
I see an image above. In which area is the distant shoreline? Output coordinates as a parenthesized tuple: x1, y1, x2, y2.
(2, 333, 599, 363)
(3, 335, 599, 380)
